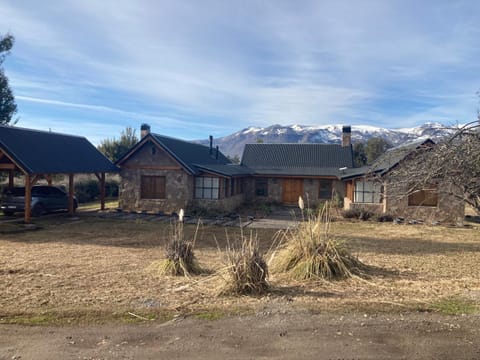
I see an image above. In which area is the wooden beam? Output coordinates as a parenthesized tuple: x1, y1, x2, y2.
(99, 172, 106, 210)
(0, 163, 16, 170)
(46, 174, 53, 185)
(0, 151, 4, 160)
(68, 173, 75, 216)
(24, 174, 32, 224)
(8, 170, 14, 189)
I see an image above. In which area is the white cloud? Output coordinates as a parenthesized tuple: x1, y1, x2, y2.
(1, 0, 479, 139)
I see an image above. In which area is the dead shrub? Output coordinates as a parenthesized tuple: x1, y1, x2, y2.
(218, 230, 269, 295)
(272, 199, 365, 280)
(153, 210, 202, 276)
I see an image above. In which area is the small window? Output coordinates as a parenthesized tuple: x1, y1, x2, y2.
(255, 178, 268, 196)
(318, 180, 332, 199)
(408, 186, 438, 207)
(151, 146, 156, 155)
(354, 180, 382, 203)
(195, 176, 219, 199)
(141, 176, 166, 199)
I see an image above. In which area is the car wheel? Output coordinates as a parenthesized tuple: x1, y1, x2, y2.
(2, 210, 14, 216)
(32, 204, 45, 217)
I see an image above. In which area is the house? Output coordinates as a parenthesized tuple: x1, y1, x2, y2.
(341, 139, 465, 224)
(240, 127, 354, 206)
(117, 125, 251, 214)
(117, 124, 354, 213)
(118, 124, 464, 224)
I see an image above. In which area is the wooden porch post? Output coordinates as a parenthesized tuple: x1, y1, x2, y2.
(68, 173, 75, 216)
(24, 174, 32, 224)
(46, 174, 53, 186)
(95, 172, 106, 210)
(8, 170, 14, 189)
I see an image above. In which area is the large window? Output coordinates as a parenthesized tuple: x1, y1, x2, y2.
(318, 180, 332, 199)
(141, 176, 166, 199)
(195, 177, 219, 199)
(354, 180, 381, 203)
(255, 178, 268, 196)
(408, 186, 438, 207)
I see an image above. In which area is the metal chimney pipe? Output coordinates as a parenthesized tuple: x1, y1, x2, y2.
(209, 135, 213, 154)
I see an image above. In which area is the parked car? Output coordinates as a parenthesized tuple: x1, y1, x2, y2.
(1, 185, 78, 216)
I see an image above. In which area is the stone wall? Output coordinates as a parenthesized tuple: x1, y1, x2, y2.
(385, 181, 464, 225)
(119, 141, 192, 214)
(190, 193, 245, 213)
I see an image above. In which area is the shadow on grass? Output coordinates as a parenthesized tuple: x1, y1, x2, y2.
(345, 235, 480, 255)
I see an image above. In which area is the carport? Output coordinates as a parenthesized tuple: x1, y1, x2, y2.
(0, 125, 119, 223)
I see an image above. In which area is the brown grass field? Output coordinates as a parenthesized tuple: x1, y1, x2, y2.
(0, 214, 479, 324)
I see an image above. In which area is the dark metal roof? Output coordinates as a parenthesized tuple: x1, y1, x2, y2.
(340, 138, 434, 180)
(241, 143, 354, 177)
(0, 125, 118, 174)
(194, 164, 253, 177)
(148, 133, 233, 175)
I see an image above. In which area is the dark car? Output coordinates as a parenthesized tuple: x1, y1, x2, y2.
(1, 185, 78, 216)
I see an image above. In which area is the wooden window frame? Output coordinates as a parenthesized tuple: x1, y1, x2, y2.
(195, 176, 220, 200)
(318, 180, 333, 199)
(408, 185, 438, 207)
(140, 175, 166, 199)
(255, 178, 268, 197)
(354, 179, 382, 203)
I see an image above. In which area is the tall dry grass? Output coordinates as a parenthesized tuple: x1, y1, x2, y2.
(271, 199, 365, 280)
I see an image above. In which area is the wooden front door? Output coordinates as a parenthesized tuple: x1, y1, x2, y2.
(282, 179, 304, 204)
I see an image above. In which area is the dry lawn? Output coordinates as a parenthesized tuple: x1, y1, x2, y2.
(0, 215, 479, 322)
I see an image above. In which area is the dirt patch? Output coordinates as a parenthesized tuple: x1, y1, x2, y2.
(1, 312, 479, 359)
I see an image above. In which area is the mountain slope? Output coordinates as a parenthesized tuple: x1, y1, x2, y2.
(200, 122, 454, 159)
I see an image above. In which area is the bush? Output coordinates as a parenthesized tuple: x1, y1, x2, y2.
(375, 213, 395, 222)
(342, 208, 374, 221)
(74, 179, 119, 203)
(272, 200, 365, 280)
(154, 211, 201, 276)
(219, 231, 269, 295)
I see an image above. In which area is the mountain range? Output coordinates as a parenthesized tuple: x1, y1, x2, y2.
(200, 122, 455, 159)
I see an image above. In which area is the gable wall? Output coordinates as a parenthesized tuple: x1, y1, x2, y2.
(119, 140, 192, 214)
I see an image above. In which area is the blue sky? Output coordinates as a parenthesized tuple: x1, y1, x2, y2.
(1, 0, 479, 144)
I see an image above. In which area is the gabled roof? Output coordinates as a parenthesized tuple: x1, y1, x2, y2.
(341, 138, 434, 180)
(241, 143, 354, 177)
(0, 125, 118, 174)
(118, 133, 233, 175)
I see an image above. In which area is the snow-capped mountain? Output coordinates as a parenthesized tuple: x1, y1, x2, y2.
(200, 122, 455, 159)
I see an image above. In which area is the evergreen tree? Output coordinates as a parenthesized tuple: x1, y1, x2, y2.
(98, 127, 139, 162)
(0, 33, 17, 125)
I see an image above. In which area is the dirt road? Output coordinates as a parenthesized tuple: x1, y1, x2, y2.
(1, 312, 479, 360)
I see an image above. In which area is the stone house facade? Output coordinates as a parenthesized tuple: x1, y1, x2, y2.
(342, 140, 465, 224)
(117, 126, 464, 224)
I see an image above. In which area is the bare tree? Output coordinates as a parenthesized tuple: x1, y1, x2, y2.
(386, 119, 480, 214)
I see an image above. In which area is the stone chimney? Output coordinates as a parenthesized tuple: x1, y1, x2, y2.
(140, 123, 151, 138)
(342, 125, 351, 147)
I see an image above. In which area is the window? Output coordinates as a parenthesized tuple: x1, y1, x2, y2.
(141, 176, 166, 199)
(408, 186, 438, 207)
(318, 180, 332, 199)
(195, 177, 219, 199)
(354, 180, 381, 203)
(255, 178, 268, 196)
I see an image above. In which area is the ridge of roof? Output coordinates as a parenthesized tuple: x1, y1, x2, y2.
(0, 124, 86, 139)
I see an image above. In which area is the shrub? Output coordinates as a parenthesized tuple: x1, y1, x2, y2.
(375, 213, 395, 222)
(154, 210, 201, 276)
(342, 208, 374, 221)
(74, 179, 119, 203)
(219, 230, 269, 295)
(272, 199, 365, 280)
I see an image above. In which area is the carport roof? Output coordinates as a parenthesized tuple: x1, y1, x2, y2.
(0, 125, 118, 174)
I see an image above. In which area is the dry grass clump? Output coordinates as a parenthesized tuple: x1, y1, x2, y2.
(271, 199, 365, 280)
(154, 210, 202, 276)
(219, 230, 269, 295)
